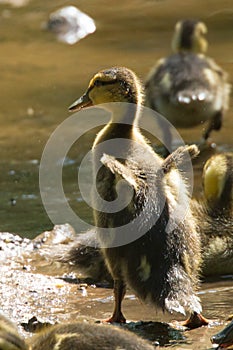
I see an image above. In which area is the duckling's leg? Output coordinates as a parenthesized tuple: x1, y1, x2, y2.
(182, 312, 209, 329)
(203, 111, 222, 140)
(105, 279, 126, 323)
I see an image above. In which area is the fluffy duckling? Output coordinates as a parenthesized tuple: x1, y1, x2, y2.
(30, 322, 154, 350)
(60, 153, 232, 280)
(0, 314, 27, 350)
(0, 314, 154, 350)
(69, 66, 207, 328)
(145, 19, 231, 151)
(193, 153, 233, 276)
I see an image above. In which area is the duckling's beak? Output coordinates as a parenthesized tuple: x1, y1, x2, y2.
(69, 91, 93, 112)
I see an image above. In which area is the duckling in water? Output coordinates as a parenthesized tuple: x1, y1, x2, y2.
(193, 153, 233, 276)
(0, 314, 154, 350)
(145, 19, 231, 151)
(69, 66, 207, 328)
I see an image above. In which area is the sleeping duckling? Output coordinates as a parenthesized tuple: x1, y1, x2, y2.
(69, 66, 207, 328)
(0, 314, 27, 350)
(145, 19, 231, 151)
(193, 153, 233, 276)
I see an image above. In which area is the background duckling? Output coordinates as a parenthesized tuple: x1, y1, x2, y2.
(69, 66, 207, 328)
(193, 153, 233, 276)
(0, 314, 27, 350)
(145, 19, 231, 151)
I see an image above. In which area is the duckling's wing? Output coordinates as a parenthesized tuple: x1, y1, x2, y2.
(162, 145, 199, 173)
(101, 153, 139, 191)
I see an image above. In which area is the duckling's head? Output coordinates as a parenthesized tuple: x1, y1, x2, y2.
(69, 67, 143, 112)
(171, 19, 208, 54)
(0, 314, 28, 350)
(203, 153, 233, 213)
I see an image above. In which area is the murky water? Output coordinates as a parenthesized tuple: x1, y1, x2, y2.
(0, 0, 232, 348)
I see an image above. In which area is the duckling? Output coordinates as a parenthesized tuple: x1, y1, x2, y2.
(69, 66, 208, 328)
(145, 19, 231, 151)
(30, 322, 154, 350)
(0, 314, 27, 350)
(211, 319, 233, 349)
(193, 153, 233, 276)
(58, 153, 233, 280)
(0, 314, 154, 350)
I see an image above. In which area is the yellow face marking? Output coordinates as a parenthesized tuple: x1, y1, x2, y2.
(203, 156, 227, 201)
(88, 85, 114, 104)
(86, 72, 122, 104)
(196, 22, 207, 36)
(89, 72, 116, 89)
(172, 20, 208, 53)
(193, 22, 208, 53)
(138, 255, 151, 282)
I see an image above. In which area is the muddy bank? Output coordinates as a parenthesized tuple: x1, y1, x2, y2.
(1, 224, 233, 348)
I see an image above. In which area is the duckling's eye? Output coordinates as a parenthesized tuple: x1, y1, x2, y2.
(94, 79, 102, 87)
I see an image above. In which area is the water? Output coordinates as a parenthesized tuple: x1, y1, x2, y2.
(0, 0, 232, 348)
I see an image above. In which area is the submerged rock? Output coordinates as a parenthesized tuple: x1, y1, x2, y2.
(45, 6, 96, 44)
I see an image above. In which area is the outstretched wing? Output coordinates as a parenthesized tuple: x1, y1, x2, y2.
(101, 153, 140, 191)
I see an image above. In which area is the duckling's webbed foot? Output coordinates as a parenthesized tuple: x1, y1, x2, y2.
(182, 312, 209, 329)
(104, 311, 126, 324)
(104, 279, 126, 324)
(203, 110, 223, 140)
